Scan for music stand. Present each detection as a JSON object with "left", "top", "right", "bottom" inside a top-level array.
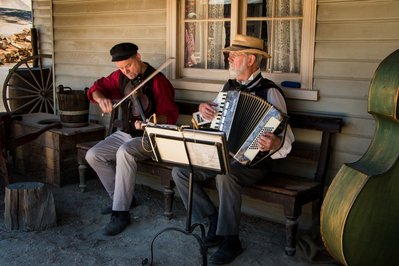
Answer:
[{"left": 142, "top": 125, "right": 230, "bottom": 266}]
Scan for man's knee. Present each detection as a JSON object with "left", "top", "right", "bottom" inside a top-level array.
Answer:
[
  {"left": 85, "top": 147, "right": 97, "bottom": 165},
  {"left": 215, "top": 174, "right": 238, "bottom": 189},
  {"left": 172, "top": 167, "right": 182, "bottom": 181},
  {"left": 172, "top": 167, "right": 189, "bottom": 185},
  {"left": 116, "top": 143, "right": 134, "bottom": 160}
]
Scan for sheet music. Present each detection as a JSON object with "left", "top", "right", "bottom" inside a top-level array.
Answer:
[
  {"left": 189, "top": 142, "right": 222, "bottom": 170},
  {"left": 145, "top": 126, "right": 229, "bottom": 173}
]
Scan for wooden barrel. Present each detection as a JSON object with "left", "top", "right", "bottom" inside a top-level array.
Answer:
[{"left": 57, "top": 86, "right": 89, "bottom": 127}]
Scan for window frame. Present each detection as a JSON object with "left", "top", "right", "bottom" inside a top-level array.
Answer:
[{"left": 166, "top": 0, "right": 318, "bottom": 100}]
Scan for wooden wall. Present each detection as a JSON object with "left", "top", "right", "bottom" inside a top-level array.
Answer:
[
  {"left": 50, "top": 0, "right": 169, "bottom": 122},
  {"left": 304, "top": 0, "right": 399, "bottom": 183},
  {"left": 32, "top": 0, "right": 53, "bottom": 55}
]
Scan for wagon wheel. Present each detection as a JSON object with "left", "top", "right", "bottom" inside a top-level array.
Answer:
[{"left": 2, "top": 54, "right": 54, "bottom": 114}]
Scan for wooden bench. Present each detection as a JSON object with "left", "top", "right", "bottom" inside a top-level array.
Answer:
[{"left": 76, "top": 101, "right": 343, "bottom": 256}]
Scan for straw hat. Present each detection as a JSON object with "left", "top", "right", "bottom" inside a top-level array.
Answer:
[{"left": 222, "top": 34, "right": 271, "bottom": 59}]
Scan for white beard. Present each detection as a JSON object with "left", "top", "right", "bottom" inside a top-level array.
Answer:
[
  {"left": 228, "top": 68, "right": 240, "bottom": 79},
  {"left": 228, "top": 57, "right": 247, "bottom": 80}
]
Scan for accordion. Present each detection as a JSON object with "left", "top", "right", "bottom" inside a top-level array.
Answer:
[{"left": 209, "top": 90, "right": 288, "bottom": 166}]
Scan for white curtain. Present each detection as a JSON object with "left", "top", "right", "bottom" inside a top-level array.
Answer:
[
  {"left": 270, "top": 0, "right": 302, "bottom": 73},
  {"left": 208, "top": 4, "right": 227, "bottom": 69},
  {"left": 184, "top": 0, "right": 228, "bottom": 69}
]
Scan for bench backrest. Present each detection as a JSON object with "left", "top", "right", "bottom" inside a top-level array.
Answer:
[
  {"left": 175, "top": 101, "right": 343, "bottom": 187},
  {"left": 287, "top": 113, "right": 343, "bottom": 186},
  {"left": 105, "top": 100, "right": 343, "bottom": 188}
]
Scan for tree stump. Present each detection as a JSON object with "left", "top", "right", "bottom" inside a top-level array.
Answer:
[{"left": 4, "top": 182, "right": 57, "bottom": 231}]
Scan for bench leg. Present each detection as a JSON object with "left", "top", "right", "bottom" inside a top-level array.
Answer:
[
  {"left": 312, "top": 199, "right": 323, "bottom": 245},
  {"left": 163, "top": 185, "right": 175, "bottom": 219},
  {"left": 78, "top": 163, "right": 88, "bottom": 193},
  {"left": 285, "top": 216, "right": 298, "bottom": 256}
]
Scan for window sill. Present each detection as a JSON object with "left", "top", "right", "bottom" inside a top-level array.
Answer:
[
  {"left": 171, "top": 78, "right": 318, "bottom": 101},
  {"left": 281, "top": 86, "right": 318, "bottom": 101},
  {"left": 171, "top": 78, "right": 225, "bottom": 91}
]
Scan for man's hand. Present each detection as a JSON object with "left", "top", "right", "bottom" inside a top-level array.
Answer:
[
  {"left": 257, "top": 132, "right": 282, "bottom": 152},
  {"left": 97, "top": 98, "right": 114, "bottom": 114},
  {"left": 92, "top": 91, "right": 113, "bottom": 114},
  {"left": 199, "top": 102, "right": 218, "bottom": 121},
  {"left": 134, "top": 120, "right": 145, "bottom": 130}
]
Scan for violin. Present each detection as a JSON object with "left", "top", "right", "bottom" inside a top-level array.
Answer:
[
  {"left": 124, "top": 77, "right": 152, "bottom": 122},
  {"left": 101, "top": 58, "right": 175, "bottom": 117}
]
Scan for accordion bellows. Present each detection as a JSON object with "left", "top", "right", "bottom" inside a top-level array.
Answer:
[{"left": 210, "top": 91, "right": 288, "bottom": 166}]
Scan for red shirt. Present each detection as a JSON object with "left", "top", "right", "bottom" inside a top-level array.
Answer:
[{"left": 87, "top": 69, "right": 179, "bottom": 125}]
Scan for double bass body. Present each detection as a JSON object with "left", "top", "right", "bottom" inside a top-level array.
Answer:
[{"left": 320, "top": 49, "right": 399, "bottom": 265}]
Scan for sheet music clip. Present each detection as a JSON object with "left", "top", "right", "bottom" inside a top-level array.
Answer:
[{"left": 142, "top": 125, "right": 229, "bottom": 265}]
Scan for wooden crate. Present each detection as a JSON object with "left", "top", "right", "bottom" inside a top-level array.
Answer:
[{"left": 11, "top": 113, "right": 105, "bottom": 186}]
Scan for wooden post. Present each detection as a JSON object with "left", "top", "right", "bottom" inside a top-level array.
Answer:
[
  {"left": 31, "top": 27, "right": 38, "bottom": 67},
  {"left": 4, "top": 182, "right": 57, "bottom": 231}
]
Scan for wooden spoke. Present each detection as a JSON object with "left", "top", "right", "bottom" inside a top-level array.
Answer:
[{"left": 2, "top": 54, "right": 53, "bottom": 114}]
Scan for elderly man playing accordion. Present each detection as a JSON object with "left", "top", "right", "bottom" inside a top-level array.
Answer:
[{"left": 172, "top": 34, "right": 295, "bottom": 265}]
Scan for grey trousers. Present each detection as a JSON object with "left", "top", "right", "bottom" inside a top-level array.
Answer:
[
  {"left": 171, "top": 159, "right": 271, "bottom": 236},
  {"left": 85, "top": 130, "right": 153, "bottom": 211}
]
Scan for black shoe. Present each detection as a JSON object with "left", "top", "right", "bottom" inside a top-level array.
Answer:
[
  {"left": 209, "top": 237, "right": 243, "bottom": 265},
  {"left": 100, "top": 196, "right": 138, "bottom": 215},
  {"left": 100, "top": 205, "right": 113, "bottom": 215},
  {"left": 204, "top": 217, "right": 223, "bottom": 247},
  {"left": 204, "top": 234, "right": 224, "bottom": 248},
  {"left": 102, "top": 211, "right": 131, "bottom": 236}
]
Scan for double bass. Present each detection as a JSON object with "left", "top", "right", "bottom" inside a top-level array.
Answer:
[{"left": 320, "top": 49, "right": 399, "bottom": 265}]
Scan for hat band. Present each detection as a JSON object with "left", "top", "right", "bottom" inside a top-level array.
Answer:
[{"left": 230, "top": 44, "right": 263, "bottom": 50}]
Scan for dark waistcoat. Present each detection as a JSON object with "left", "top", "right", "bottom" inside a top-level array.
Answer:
[{"left": 118, "top": 63, "right": 157, "bottom": 136}]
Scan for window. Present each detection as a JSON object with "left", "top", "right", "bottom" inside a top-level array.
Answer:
[{"left": 175, "top": 0, "right": 316, "bottom": 91}]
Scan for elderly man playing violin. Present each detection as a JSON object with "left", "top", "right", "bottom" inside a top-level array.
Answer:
[{"left": 86, "top": 42, "right": 179, "bottom": 236}]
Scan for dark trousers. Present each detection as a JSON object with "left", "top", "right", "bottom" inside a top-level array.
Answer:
[{"left": 171, "top": 159, "right": 271, "bottom": 235}]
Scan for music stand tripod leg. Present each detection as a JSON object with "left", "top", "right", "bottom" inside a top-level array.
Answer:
[{"left": 142, "top": 168, "right": 207, "bottom": 266}]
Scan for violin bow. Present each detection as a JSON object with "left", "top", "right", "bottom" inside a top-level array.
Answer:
[{"left": 112, "top": 57, "right": 175, "bottom": 110}]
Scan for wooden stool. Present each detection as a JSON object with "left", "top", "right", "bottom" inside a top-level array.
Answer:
[{"left": 4, "top": 182, "right": 57, "bottom": 231}]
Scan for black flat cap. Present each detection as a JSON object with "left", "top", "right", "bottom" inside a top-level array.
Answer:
[{"left": 110, "top": 42, "right": 138, "bottom": 62}]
